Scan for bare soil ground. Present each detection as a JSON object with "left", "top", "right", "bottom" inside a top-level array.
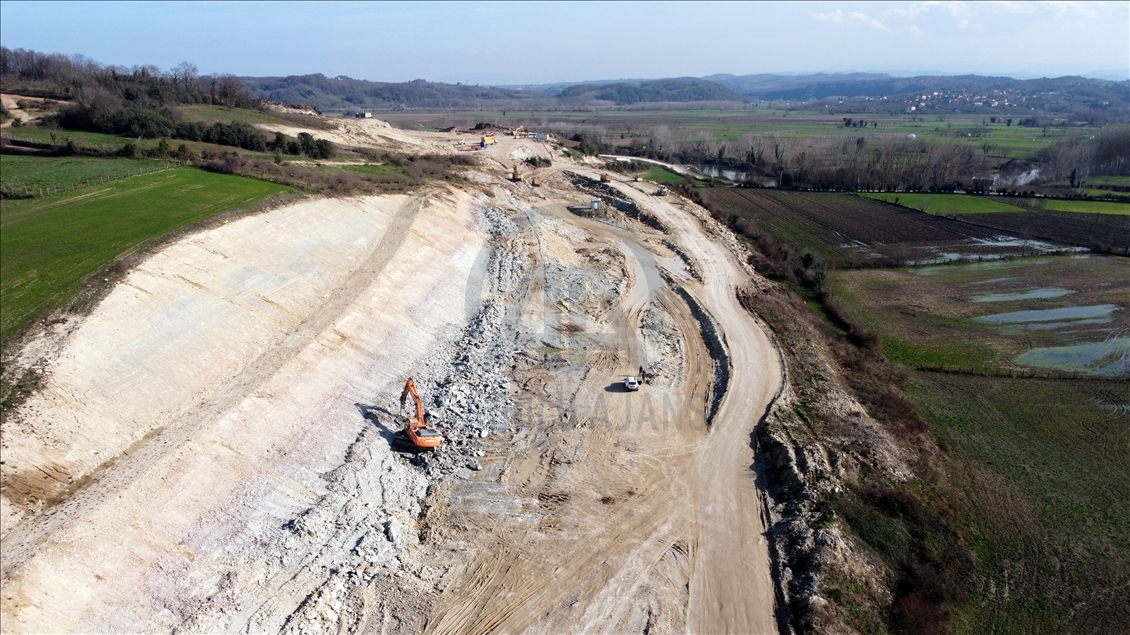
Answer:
[{"left": 0, "top": 131, "right": 783, "bottom": 633}]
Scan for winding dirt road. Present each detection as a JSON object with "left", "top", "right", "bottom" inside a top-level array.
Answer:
[
  {"left": 621, "top": 180, "right": 781, "bottom": 635},
  {"left": 420, "top": 171, "right": 782, "bottom": 634}
]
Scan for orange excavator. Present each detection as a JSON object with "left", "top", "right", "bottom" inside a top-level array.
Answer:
[{"left": 397, "top": 377, "right": 443, "bottom": 450}]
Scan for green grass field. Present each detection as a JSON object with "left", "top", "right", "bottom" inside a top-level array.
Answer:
[
  {"left": 907, "top": 372, "right": 1130, "bottom": 633},
  {"left": 865, "top": 192, "right": 1025, "bottom": 214},
  {"left": 640, "top": 166, "right": 685, "bottom": 185},
  {"left": 1, "top": 168, "right": 289, "bottom": 338},
  {"left": 1086, "top": 176, "right": 1130, "bottom": 187},
  {"left": 0, "top": 155, "right": 172, "bottom": 196},
  {"left": 5, "top": 127, "right": 145, "bottom": 152},
  {"left": 341, "top": 163, "right": 407, "bottom": 176},
  {"left": 1031, "top": 198, "right": 1130, "bottom": 215}
]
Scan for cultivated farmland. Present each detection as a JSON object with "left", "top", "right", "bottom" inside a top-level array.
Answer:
[
  {"left": 696, "top": 188, "right": 1048, "bottom": 265},
  {"left": 958, "top": 209, "right": 1130, "bottom": 253}
]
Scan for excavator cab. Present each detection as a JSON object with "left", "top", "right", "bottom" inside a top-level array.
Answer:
[{"left": 396, "top": 377, "right": 443, "bottom": 450}]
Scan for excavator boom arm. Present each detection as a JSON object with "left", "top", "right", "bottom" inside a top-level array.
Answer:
[{"left": 400, "top": 378, "right": 426, "bottom": 432}]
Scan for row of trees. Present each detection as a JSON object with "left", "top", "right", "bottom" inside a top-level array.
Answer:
[
  {"left": 1034, "top": 124, "right": 1130, "bottom": 184},
  {"left": 1, "top": 47, "right": 257, "bottom": 108},
  {"left": 543, "top": 118, "right": 1128, "bottom": 192}
]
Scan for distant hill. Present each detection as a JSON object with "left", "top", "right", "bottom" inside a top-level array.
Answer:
[
  {"left": 240, "top": 74, "right": 544, "bottom": 111},
  {"left": 558, "top": 78, "right": 745, "bottom": 104},
  {"left": 239, "top": 71, "right": 1128, "bottom": 115},
  {"left": 241, "top": 75, "right": 745, "bottom": 110},
  {"left": 703, "top": 73, "right": 1128, "bottom": 104}
]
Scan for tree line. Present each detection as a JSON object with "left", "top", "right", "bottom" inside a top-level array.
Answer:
[
  {"left": 545, "top": 119, "right": 1128, "bottom": 192},
  {"left": 1, "top": 47, "right": 257, "bottom": 107},
  {"left": 2, "top": 47, "right": 335, "bottom": 159}
]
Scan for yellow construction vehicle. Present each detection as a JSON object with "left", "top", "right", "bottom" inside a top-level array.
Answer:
[
  {"left": 600, "top": 172, "right": 612, "bottom": 183},
  {"left": 481, "top": 135, "right": 497, "bottom": 146},
  {"left": 511, "top": 166, "right": 524, "bottom": 182}
]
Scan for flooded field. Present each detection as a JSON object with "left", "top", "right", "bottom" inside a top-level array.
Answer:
[
  {"left": 1015, "top": 336, "right": 1129, "bottom": 377},
  {"left": 831, "top": 254, "right": 1130, "bottom": 377},
  {"left": 970, "top": 287, "right": 1074, "bottom": 303}
]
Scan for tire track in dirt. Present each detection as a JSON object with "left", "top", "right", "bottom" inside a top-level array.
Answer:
[{"left": 0, "top": 194, "right": 427, "bottom": 580}]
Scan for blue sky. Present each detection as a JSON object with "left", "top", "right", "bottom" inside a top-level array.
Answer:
[{"left": 1, "top": 1, "right": 1127, "bottom": 83}]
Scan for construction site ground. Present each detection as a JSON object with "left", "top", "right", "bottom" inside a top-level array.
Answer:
[{"left": 0, "top": 131, "right": 783, "bottom": 633}]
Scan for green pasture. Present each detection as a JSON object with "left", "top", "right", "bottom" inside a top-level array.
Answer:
[
  {"left": 640, "top": 166, "right": 685, "bottom": 185},
  {"left": 1085, "top": 175, "right": 1130, "bottom": 188},
  {"left": 5, "top": 126, "right": 252, "bottom": 158},
  {"left": 865, "top": 192, "right": 1025, "bottom": 214},
  {"left": 0, "top": 155, "right": 171, "bottom": 196},
  {"left": 1031, "top": 198, "right": 1130, "bottom": 215},
  {"left": 825, "top": 253, "right": 1130, "bottom": 629},
  {"left": 5, "top": 127, "right": 141, "bottom": 151},
  {"left": 1, "top": 168, "right": 289, "bottom": 338},
  {"left": 908, "top": 372, "right": 1130, "bottom": 633}
]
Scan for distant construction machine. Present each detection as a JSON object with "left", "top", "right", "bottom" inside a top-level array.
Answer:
[{"left": 396, "top": 377, "right": 443, "bottom": 450}]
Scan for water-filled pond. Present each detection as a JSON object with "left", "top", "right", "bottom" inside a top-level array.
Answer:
[
  {"left": 973, "top": 304, "right": 1120, "bottom": 325},
  {"left": 1015, "top": 337, "right": 1130, "bottom": 377}
]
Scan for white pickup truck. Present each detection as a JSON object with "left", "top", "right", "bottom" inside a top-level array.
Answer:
[{"left": 623, "top": 376, "right": 640, "bottom": 391}]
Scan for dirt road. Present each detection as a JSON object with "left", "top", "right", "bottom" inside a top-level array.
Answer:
[{"left": 615, "top": 178, "right": 782, "bottom": 634}]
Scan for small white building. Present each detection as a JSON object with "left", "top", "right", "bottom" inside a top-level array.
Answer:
[
  {"left": 357, "top": 111, "right": 373, "bottom": 119},
  {"left": 591, "top": 199, "right": 602, "bottom": 210}
]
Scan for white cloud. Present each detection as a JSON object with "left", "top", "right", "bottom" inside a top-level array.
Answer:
[
  {"left": 943, "top": 1, "right": 970, "bottom": 17},
  {"left": 904, "top": 24, "right": 925, "bottom": 36},
  {"left": 815, "top": 9, "right": 890, "bottom": 31},
  {"left": 1046, "top": 1, "right": 1101, "bottom": 17},
  {"left": 991, "top": 1, "right": 1038, "bottom": 14}
]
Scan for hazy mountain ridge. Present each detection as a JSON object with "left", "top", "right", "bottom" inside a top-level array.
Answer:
[{"left": 239, "top": 71, "right": 1128, "bottom": 113}]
